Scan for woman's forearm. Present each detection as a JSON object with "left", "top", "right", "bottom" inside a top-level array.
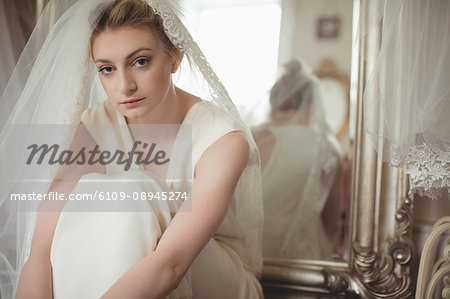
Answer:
[
  {"left": 15, "top": 255, "right": 53, "bottom": 299},
  {"left": 101, "top": 252, "right": 181, "bottom": 299}
]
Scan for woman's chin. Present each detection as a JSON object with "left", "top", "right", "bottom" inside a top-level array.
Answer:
[
  {"left": 123, "top": 112, "right": 139, "bottom": 122},
  {"left": 122, "top": 109, "right": 148, "bottom": 123}
]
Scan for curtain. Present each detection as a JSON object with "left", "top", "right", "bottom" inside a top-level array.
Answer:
[{"left": 0, "top": 0, "right": 36, "bottom": 94}]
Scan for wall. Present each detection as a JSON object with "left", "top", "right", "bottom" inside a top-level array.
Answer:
[{"left": 278, "top": 0, "right": 353, "bottom": 75}]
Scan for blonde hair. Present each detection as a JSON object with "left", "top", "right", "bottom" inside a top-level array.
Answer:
[{"left": 91, "top": 0, "right": 178, "bottom": 59}]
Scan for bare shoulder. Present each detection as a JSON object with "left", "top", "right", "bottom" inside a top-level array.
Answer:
[
  {"left": 195, "top": 131, "right": 249, "bottom": 178},
  {"left": 215, "top": 131, "right": 249, "bottom": 150},
  {"left": 208, "top": 131, "right": 249, "bottom": 160}
]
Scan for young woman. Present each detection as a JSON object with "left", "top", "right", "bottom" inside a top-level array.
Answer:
[{"left": 0, "top": 0, "right": 263, "bottom": 298}]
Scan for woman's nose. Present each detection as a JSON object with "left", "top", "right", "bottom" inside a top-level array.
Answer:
[{"left": 118, "top": 70, "right": 137, "bottom": 96}]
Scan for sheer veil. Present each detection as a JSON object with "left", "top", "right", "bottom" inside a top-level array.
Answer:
[
  {"left": 362, "top": 0, "right": 450, "bottom": 199},
  {"left": 0, "top": 0, "right": 263, "bottom": 297}
]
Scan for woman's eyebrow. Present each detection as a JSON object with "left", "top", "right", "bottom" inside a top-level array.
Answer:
[
  {"left": 126, "top": 47, "right": 152, "bottom": 60},
  {"left": 94, "top": 47, "right": 153, "bottom": 64}
]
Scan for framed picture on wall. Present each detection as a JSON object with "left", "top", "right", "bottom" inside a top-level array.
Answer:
[{"left": 317, "top": 16, "right": 340, "bottom": 39}]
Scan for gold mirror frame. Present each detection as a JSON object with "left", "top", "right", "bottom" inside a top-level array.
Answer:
[{"left": 261, "top": 1, "right": 415, "bottom": 297}]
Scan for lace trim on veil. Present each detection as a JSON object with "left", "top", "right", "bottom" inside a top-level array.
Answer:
[{"left": 391, "top": 143, "right": 450, "bottom": 200}]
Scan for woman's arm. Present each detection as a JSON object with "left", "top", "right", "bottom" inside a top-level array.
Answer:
[{"left": 101, "top": 131, "right": 250, "bottom": 299}]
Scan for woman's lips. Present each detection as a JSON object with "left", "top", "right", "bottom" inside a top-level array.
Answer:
[{"left": 121, "top": 98, "right": 144, "bottom": 107}]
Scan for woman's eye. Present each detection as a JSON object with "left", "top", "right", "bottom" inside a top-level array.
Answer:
[
  {"left": 134, "top": 58, "right": 149, "bottom": 67},
  {"left": 99, "top": 66, "right": 113, "bottom": 75}
]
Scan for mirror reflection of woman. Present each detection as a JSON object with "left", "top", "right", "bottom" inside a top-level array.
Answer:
[
  {"left": 253, "top": 60, "right": 344, "bottom": 259},
  {"left": 0, "top": 0, "right": 264, "bottom": 298}
]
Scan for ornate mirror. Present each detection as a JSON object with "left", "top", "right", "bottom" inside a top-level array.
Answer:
[{"left": 260, "top": 0, "right": 415, "bottom": 297}]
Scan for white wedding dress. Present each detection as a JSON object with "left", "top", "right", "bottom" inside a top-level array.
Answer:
[{"left": 50, "top": 100, "right": 262, "bottom": 298}]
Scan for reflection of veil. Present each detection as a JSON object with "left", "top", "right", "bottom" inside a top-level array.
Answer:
[
  {"left": 253, "top": 60, "right": 342, "bottom": 259},
  {"left": 0, "top": 0, "right": 263, "bottom": 297}
]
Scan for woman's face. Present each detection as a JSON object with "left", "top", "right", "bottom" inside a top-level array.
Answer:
[{"left": 92, "top": 26, "right": 177, "bottom": 123}]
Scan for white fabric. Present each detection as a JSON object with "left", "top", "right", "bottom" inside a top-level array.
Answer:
[
  {"left": 0, "top": 0, "right": 264, "bottom": 298},
  {"left": 51, "top": 173, "right": 177, "bottom": 298},
  {"left": 50, "top": 100, "right": 262, "bottom": 298},
  {"left": 261, "top": 124, "right": 332, "bottom": 259},
  {"left": 362, "top": 0, "right": 450, "bottom": 199}
]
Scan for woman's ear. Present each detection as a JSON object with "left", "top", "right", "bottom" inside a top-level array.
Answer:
[{"left": 171, "top": 48, "right": 184, "bottom": 73}]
